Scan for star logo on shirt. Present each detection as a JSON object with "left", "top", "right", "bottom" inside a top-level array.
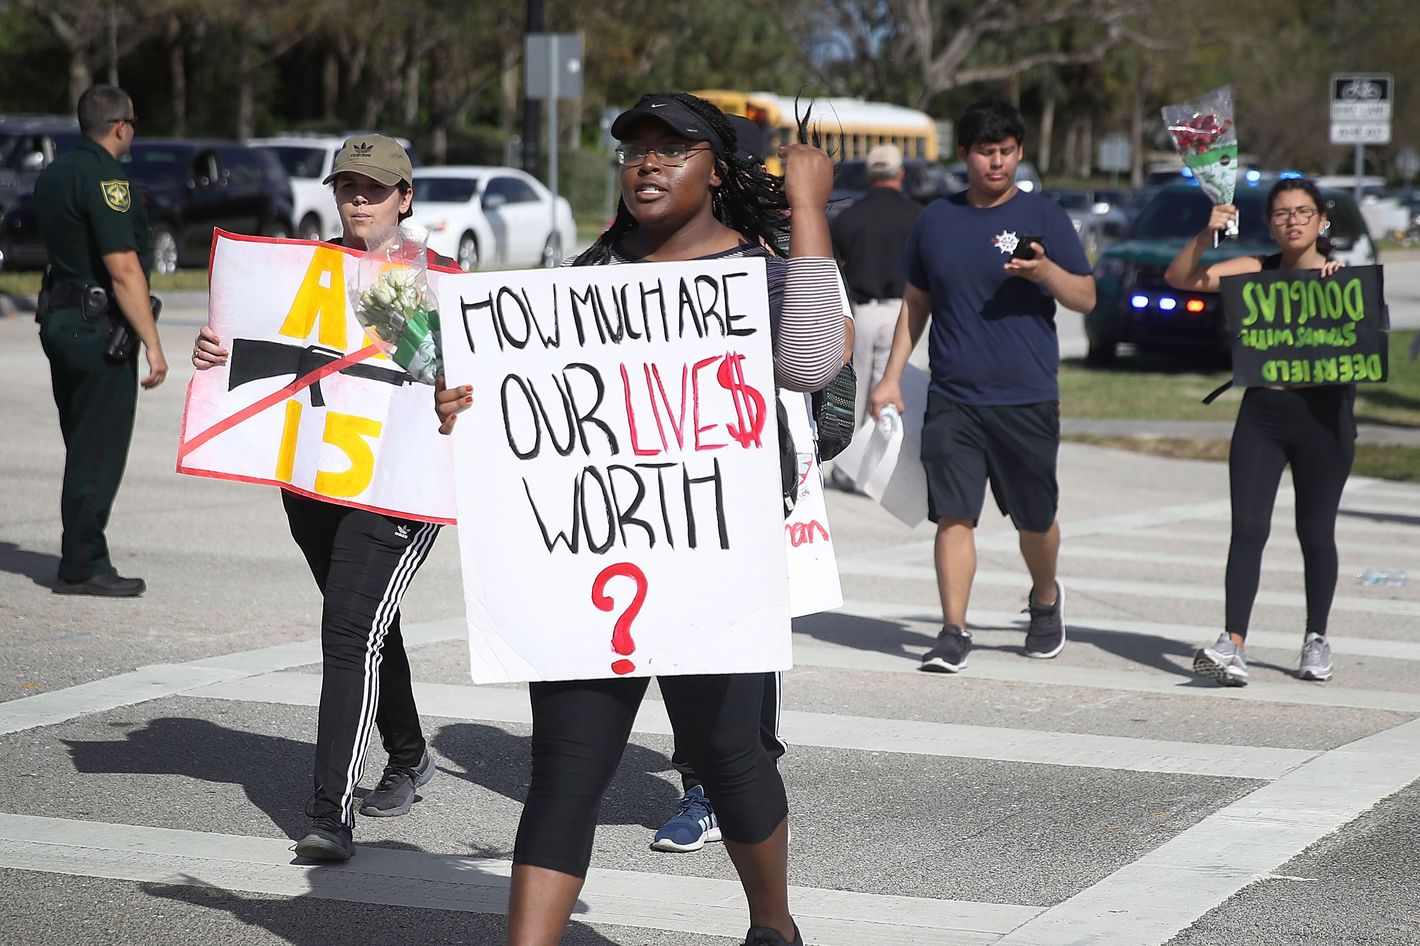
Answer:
[{"left": 991, "top": 230, "right": 1020, "bottom": 255}]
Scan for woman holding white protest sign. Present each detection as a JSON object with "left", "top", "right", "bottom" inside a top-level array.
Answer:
[
  {"left": 193, "top": 135, "right": 457, "bottom": 861},
  {"left": 437, "top": 91, "right": 843, "bottom": 946},
  {"left": 1165, "top": 177, "right": 1353, "bottom": 687}
]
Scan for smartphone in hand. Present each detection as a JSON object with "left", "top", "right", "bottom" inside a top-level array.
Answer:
[{"left": 1012, "top": 235, "right": 1043, "bottom": 260}]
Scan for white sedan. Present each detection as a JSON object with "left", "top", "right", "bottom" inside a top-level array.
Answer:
[{"left": 408, "top": 166, "right": 575, "bottom": 271}]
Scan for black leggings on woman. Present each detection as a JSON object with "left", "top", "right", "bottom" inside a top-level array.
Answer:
[
  {"left": 1225, "top": 386, "right": 1355, "bottom": 638},
  {"left": 514, "top": 673, "right": 788, "bottom": 878}
]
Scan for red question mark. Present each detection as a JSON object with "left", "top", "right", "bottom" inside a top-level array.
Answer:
[{"left": 591, "top": 562, "right": 648, "bottom": 675}]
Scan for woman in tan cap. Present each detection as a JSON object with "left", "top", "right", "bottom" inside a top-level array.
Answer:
[
  {"left": 439, "top": 90, "right": 844, "bottom": 946},
  {"left": 192, "top": 134, "right": 456, "bottom": 862}
]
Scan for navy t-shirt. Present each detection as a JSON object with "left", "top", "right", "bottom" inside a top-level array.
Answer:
[{"left": 899, "top": 190, "right": 1090, "bottom": 405}]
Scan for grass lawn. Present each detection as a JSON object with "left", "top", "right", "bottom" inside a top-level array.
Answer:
[
  {"left": 0, "top": 270, "right": 209, "bottom": 295},
  {"left": 1061, "top": 330, "right": 1420, "bottom": 429},
  {"left": 1067, "top": 435, "right": 1420, "bottom": 483},
  {"left": 1063, "top": 330, "right": 1420, "bottom": 481}
]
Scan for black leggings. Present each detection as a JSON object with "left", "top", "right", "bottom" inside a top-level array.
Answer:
[
  {"left": 282, "top": 492, "right": 441, "bottom": 827},
  {"left": 672, "top": 670, "right": 786, "bottom": 792},
  {"left": 514, "top": 673, "right": 789, "bottom": 878},
  {"left": 1225, "top": 387, "right": 1355, "bottom": 638}
]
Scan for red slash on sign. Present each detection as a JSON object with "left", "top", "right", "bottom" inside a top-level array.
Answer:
[{"left": 178, "top": 342, "right": 383, "bottom": 462}]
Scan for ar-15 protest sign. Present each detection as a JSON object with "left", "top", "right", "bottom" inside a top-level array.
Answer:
[
  {"left": 1221, "top": 265, "right": 1388, "bottom": 387},
  {"left": 440, "top": 258, "right": 793, "bottom": 684},
  {"left": 178, "top": 231, "right": 457, "bottom": 523}
]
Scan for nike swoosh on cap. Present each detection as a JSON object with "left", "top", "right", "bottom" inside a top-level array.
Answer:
[{"left": 650, "top": 103, "right": 666, "bottom": 108}]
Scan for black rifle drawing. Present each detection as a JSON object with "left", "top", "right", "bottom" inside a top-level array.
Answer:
[{"left": 227, "top": 338, "right": 411, "bottom": 407}]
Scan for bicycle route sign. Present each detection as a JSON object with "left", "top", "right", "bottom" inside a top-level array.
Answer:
[{"left": 1330, "top": 74, "right": 1393, "bottom": 145}]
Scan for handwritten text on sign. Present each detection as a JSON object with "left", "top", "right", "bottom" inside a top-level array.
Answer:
[
  {"left": 439, "top": 259, "right": 791, "bottom": 684},
  {"left": 177, "top": 231, "right": 456, "bottom": 523},
  {"left": 1221, "top": 265, "right": 1388, "bottom": 387}
]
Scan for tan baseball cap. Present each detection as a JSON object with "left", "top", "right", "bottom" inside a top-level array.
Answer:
[
  {"left": 867, "top": 143, "right": 904, "bottom": 174},
  {"left": 322, "top": 134, "right": 413, "bottom": 186}
]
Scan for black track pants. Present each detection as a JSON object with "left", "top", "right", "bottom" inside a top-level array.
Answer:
[{"left": 282, "top": 492, "right": 440, "bottom": 827}]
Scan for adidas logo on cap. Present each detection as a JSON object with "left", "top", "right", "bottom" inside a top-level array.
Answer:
[{"left": 352, "top": 141, "right": 374, "bottom": 156}]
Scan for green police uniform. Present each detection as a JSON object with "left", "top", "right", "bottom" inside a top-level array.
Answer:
[{"left": 35, "top": 137, "right": 153, "bottom": 585}]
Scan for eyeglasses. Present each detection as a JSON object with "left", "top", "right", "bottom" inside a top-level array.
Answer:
[
  {"left": 1270, "top": 207, "right": 1319, "bottom": 224},
  {"left": 111, "top": 117, "right": 138, "bottom": 129},
  {"left": 614, "top": 144, "right": 710, "bottom": 167}
]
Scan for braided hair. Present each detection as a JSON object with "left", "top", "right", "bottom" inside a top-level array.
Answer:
[{"left": 576, "top": 91, "right": 791, "bottom": 265}]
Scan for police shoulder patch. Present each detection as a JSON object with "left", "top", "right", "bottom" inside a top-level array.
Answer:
[{"left": 100, "top": 179, "right": 131, "bottom": 212}]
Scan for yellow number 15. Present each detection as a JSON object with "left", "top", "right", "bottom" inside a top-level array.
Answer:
[{"left": 275, "top": 400, "right": 383, "bottom": 498}]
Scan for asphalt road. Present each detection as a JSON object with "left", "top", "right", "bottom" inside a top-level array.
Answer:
[{"left": 3, "top": 303, "right": 1420, "bottom": 945}]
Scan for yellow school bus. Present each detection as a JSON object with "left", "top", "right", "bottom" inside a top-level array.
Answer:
[{"left": 695, "top": 89, "right": 939, "bottom": 173}]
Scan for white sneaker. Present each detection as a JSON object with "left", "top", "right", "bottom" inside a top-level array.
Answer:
[
  {"left": 1298, "top": 633, "right": 1334, "bottom": 682},
  {"left": 1193, "top": 633, "right": 1248, "bottom": 687}
]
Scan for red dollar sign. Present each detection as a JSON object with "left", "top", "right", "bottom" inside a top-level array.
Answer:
[
  {"left": 591, "top": 562, "right": 648, "bottom": 675},
  {"left": 717, "top": 351, "right": 767, "bottom": 449}
]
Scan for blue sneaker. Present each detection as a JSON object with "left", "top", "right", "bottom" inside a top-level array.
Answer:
[{"left": 650, "top": 785, "right": 721, "bottom": 852}]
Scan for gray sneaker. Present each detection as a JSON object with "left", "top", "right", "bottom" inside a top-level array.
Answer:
[
  {"left": 1193, "top": 633, "right": 1248, "bottom": 686},
  {"left": 1299, "top": 633, "right": 1334, "bottom": 682},
  {"left": 360, "top": 751, "right": 435, "bottom": 817}
]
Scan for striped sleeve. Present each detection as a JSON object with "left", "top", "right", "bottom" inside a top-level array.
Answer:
[{"left": 771, "top": 256, "right": 848, "bottom": 392}]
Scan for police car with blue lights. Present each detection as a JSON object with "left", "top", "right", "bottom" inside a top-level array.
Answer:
[{"left": 1083, "top": 169, "right": 1378, "bottom": 365}]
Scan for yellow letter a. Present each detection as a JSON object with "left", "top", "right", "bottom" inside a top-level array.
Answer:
[{"left": 279, "top": 246, "right": 347, "bottom": 349}]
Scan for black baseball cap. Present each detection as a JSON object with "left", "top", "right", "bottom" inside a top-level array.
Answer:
[
  {"left": 610, "top": 93, "right": 726, "bottom": 154},
  {"left": 727, "top": 115, "right": 767, "bottom": 164}
]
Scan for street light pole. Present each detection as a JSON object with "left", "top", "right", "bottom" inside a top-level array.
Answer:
[{"left": 522, "top": 0, "right": 544, "bottom": 179}]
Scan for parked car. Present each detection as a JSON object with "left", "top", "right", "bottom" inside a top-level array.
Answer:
[
  {"left": 1, "top": 139, "right": 294, "bottom": 273},
  {"left": 828, "top": 157, "right": 962, "bottom": 217},
  {"left": 248, "top": 133, "right": 419, "bottom": 242},
  {"left": 407, "top": 166, "right": 575, "bottom": 271},
  {"left": 0, "top": 114, "right": 79, "bottom": 211},
  {"left": 1041, "top": 187, "right": 1131, "bottom": 257},
  {"left": 1084, "top": 180, "right": 1377, "bottom": 365}
]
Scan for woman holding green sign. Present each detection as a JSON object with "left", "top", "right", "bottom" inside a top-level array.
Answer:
[{"left": 1165, "top": 177, "right": 1351, "bottom": 687}]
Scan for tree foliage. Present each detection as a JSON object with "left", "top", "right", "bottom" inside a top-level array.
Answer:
[{"left": 0, "top": 0, "right": 1416, "bottom": 180}]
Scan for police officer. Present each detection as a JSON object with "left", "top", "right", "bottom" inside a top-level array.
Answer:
[{"left": 35, "top": 84, "right": 167, "bottom": 597}]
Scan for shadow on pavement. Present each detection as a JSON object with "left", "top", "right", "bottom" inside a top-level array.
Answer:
[
  {"left": 64, "top": 717, "right": 310, "bottom": 837},
  {"left": 0, "top": 541, "right": 59, "bottom": 588},
  {"left": 138, "top": 870, "right": 618, "bottom": 945},
  {"left": 791, "top": 611, "right": 937, "bottom": 661},
  {"left": 1339, "top": 508, "right": 1420, "bottom": 528},
  {"left": 431, "top": 722, "right": 680, "bottom": 831}
]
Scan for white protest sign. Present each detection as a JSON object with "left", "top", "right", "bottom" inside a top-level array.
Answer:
[
  {"left": 439, "top": 258, "right": 792, "bottom": 684},
  {"left": 178, "top": 231, "right": 456, "bottom": 523},
  {"left": 834, "top": 362, "right": 930, "bottom": 527},
  {"left": 780, "top": 391, "right": 842, "bottom": 616}
]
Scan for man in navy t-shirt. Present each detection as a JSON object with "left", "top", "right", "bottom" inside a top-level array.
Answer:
[{"left": 869, "top": 98, "right": 1095, "bottom": 674}]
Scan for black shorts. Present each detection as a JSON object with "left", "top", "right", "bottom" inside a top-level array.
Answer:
[{"left": 920, "top": 393, "right": 1059, "bottom": 532}]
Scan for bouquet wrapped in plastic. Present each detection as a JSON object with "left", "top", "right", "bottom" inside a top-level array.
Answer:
[
  {"left": 1162, "top": 85, "right": 1239, "bottom": 242},
  {"left": 351, "top": 225, "right": 442, "bottom": 385}
]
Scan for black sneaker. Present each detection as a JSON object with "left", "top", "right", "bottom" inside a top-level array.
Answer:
[
  {"left": 53, "top": 573, "right": 145, "bottom": 597},
  {"left": 360, "top": 750, "right": 435, "bottom": 817},
  {"left": 920, "top": 624, "right": 971, "bottom": 673},
  {"left": 744, "top": 923, "right": 803, "bottom": 946},
  {"left": 294, "top": 818, "right": 353, "bottom": 862},
  {"left": 1024, "top": 582, "right": 1065, "bottom": 658}
]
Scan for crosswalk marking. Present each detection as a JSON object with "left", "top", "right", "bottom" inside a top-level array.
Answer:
[
  {"left": 0, "top": 813, "right": 1039, "bottom": 946},
  {"left": 188, "top": 670, "right": 1318, "bottom": 780},
  {"left": 992, "top": 716, "right": 1420, "bottom": 946}
]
